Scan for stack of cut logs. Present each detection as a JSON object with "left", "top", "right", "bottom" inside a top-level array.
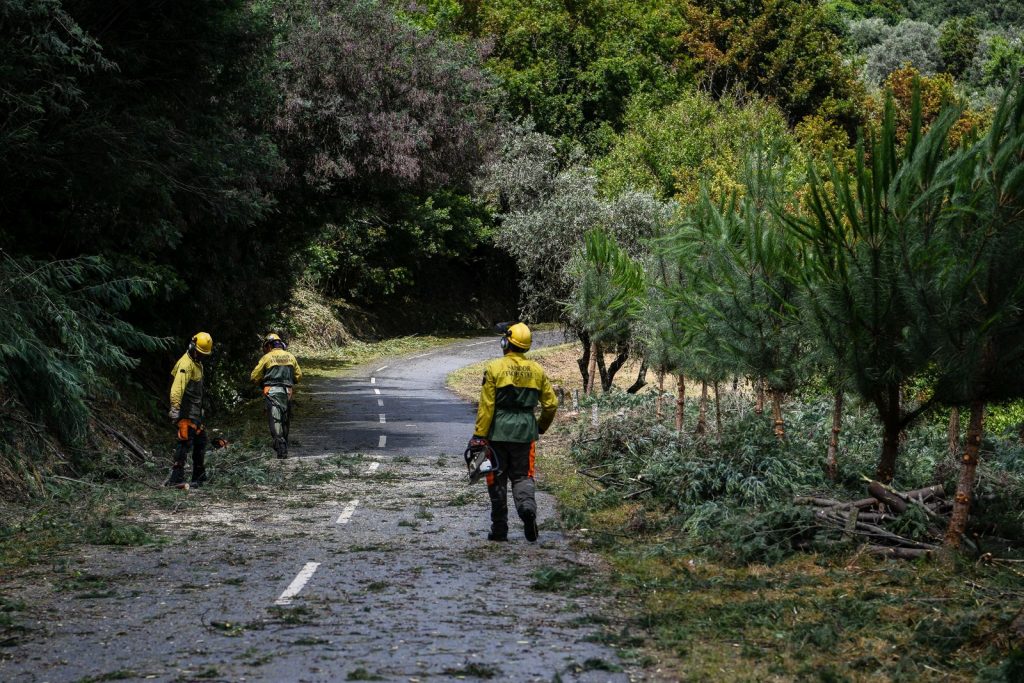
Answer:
[{"left": 795, "top": 483, "right": 950, "bottom": 559}]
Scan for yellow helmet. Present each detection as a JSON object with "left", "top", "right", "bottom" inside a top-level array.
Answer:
[
  {"left": 191, "top": 332, "right": 213, "bottom": 356},
  {"left": 263, "top": 332, "right": 285, "bottom": 351},
  {"left": 504, "top": 322, "right": 532, "bottom": 351}
]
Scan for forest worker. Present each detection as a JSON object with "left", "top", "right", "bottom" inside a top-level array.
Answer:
[
  {"left": 250, "top": 333, "right": 302, "bottom": 459},
  {"left": 469, "top": 322, "right": 558, "bottom": 542},
  {"left": 166, "top": 332, "right": 212, "bottom": 487}
]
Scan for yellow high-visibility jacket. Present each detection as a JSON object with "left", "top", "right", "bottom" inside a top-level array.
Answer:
[
  {"left": 474, "top": 351, "right": 557, "bottom": 443},
  {"left": 250, "top": 349, "right": 303, "bottom": 387},
  {"left": 170, "top": 352, "right": 204, "bottom": 421}
]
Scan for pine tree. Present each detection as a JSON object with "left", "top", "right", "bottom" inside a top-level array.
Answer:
[
  {"left": 907, "top": 85, "right": 1024, "bottom": 547},
  {"left": 663, "top": 146, "right": 808, "bottom": 438},
  {"left": 786, "top": 88, "right": 963, "bottom": 483}
]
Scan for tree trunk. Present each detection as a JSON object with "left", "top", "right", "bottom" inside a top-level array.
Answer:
[
  {"left": 576, "top": 331, "right": 591, "bottom": 390},
  {"left": 626, "top": 357, "right": 648, "bottom": 394},
  {"left": 945, "top": 400, "right": 986, "bottom": 549},
  {"left": 586, "top": 341, "right": 599, "bottom": 395},
  {"left": 655, "top": 369, "right": 665, "bottom": 419},
  {"left": 948, "top": 406, "right": 961, "bottom": 462},
  {"left": 695, "top": 380, "right": 708, "bottom": 435},
  {"left": 713, "top": 381, "right": 722, "bottom": 434},
  {"left": 599, "top": 344, "right": 629, "bottom": 391},
  {"left": 675, "top": 374, "right": 685, "bottom": 433},
  {"left": 771, "top": 390, "right": 785, "bottom": 439},
  {"left": 875, "top": 383, "right": 902, "bottom": 484},
  {"left": 755, "top": 378, "right": 765, "bottom": 415},
  {"left": 826, "top": 389, "right": 844, "bottom": 481}
]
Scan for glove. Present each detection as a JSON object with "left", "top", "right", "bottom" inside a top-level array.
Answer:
[
  {"left": 168, "top": 407, "right": 180, "bottom": 422},
  {"left": 468, "top": 437, "right": 488, "bottom": 450}
]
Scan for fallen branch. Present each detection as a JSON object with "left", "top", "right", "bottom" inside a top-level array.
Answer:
[
  {"left": 868, "top": 546, "right": 933, "bottom": 560},
  {"left": 99, "top": 424, "right": 150, "bottom": 462}
]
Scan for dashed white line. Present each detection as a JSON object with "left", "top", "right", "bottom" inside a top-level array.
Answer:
[
  {"left": 377, "top": 399, "right": 384, "bottom": 407},
  {"left": 466, "top": 340, "right": 493, "bottom": 347},
  {"left": 275, "top": 562, "right": 320, "bottom": 606},
  {"left": 373, "top": 388, "right": 380, "bottom": 395},
  {"left": 370, "top": 377, "right": 376, "bottom": 384},
  {"left": 368, "top": 462, "right": 380, "bottom": 472},
  {"left": 379, "top": 414, "right": 386, "bottom": 424},
  {"left": 375, "top": 365, "right": 388, "bottom": 372},
  {"left": 336, "top": 499, "right": 359, "bottom": 524},
  {"left": 409, "top": 353, "right": 430, "bottom": 359},
  {"left": 378, "top": 435, "right": 386, "bottom": 448}
]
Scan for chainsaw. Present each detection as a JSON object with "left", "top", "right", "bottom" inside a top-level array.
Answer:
[{"left": 464, "top": 440, "right": 502, "bottom": 485}]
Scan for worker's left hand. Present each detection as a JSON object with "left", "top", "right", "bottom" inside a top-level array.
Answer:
[
  {"left": 468, "top": 436, "right": 488, "bottom": 450},
  {"left": 168, "top": 407, "right": 180, "bottom": 422}
]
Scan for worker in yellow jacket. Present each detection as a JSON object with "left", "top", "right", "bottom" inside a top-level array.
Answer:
[
  {"left": 250, "top": 333, "right": 302, "bottom": 458},
  {"left": 166, "top": 332, "right": 212, "bottom": 487},
  {"left": 470, "top": 323, "right": 557, "bottom": 542}
]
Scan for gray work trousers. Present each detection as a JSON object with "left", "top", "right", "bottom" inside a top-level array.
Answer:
[{"left": 486, "top": 440, "right": 536, "bottom": 536}]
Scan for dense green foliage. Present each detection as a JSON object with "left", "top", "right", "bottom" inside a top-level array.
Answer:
[
  {"left": 0, "top": 1, "right": 502, "bottom": 465},
  {"left": 420, "top": 0, "right": 864, "bottom": 149}
]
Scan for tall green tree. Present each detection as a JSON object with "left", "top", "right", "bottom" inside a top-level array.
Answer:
[
  {"left": 906, "top": 86, "right": 1024, "bottom": 547},
  {"left": 786, "top": 91, "right": 964, "bottom": 483},
  {"left": 663, "top": 147, "right": 808, "bottom": 437},
  {"left": 565, "top": 229, "right": 646, "bottom": 392}
]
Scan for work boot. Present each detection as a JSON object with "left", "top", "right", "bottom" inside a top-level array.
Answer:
[
  {"left": 190, "top": 471, "right": 207, "bottom": 488},
  {"left": 522, "top": 510, "right": 538, "bottom": 542},
  {"left": 273, "top": 438, "right": 287, "bottom": 459},
  {"left": 164, "top": 466, "right": 185, "bottom": 487},
  {"left": 488, "top": 522, "right": 508, "bottom": 542}
]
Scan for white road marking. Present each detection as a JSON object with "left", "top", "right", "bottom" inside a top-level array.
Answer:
[
  {"left": 373, "top": 388, "right": 380, "bottom": 395},
  {"left": 368, "top": 462, "right": 380, "bottom": 472},
  {"left": 275, "top": 562, "right": 320, "bottom": 606},
  {"left": 336, "top": 499, "right": 359, "bottom": 524},
  {"left": 377, "top": 399, "right": 384, "bottom": 407},
  {"left": 370, "top": 377, "right": 376, "bottom": 384},
  {"left": 466, "top": 340, "right": 493, "bottom": 347},
  {"left": 375, "top": 365, "right": 388, "bottom": 372},
  {"left": 379, "top": 414, "right": 386, "bottom": 424},
  {"left": 378, "top": 435, "right": 386, "bottom": 448}
]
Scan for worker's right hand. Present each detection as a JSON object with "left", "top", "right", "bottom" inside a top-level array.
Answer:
[
  {"left": 468, "top": 437, "right": 488, "bottom": 450},
  {"left": 168, "top": 407, "right": 180, "bottom": 422}
]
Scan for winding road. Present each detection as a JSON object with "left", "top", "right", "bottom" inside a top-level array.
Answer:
[{"left": 1, "top": 334, "right": 634, "bottom": 682}]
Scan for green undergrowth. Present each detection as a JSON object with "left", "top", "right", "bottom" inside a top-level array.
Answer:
[{"left": 538, "top": 389, "right": 1024, "bottom": 680}]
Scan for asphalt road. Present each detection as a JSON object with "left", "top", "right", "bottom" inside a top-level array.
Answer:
[{"left": 1, "top": 333, "right": 634, "bottom": 682}]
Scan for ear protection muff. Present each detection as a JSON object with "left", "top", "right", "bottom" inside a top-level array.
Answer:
[{"left": 500, "top": 330, "right": 511, "bottom": 351}]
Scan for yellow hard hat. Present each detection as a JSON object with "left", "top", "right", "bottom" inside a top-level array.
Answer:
[
  {"left": 263, "top": 333, "right": 282, "bottom": 346},
  {"left": 505, "top": 323, "right": 532, "bottom": 351},
  {"left": 191, "top": 332, "right": 213, "bottom": 356}
]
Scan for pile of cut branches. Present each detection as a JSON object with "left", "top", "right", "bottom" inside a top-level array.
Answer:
[{"left": 796, "top": 482, "right": 952, "bottom": 559}]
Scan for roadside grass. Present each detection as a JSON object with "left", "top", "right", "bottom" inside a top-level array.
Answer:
[
  {"left": 296, "top": 333, "right": 481, "bottom": 379},
  {"left": 448, "top": 343, "right": 1024, "bottom": 681},
  {"left": 446, "top": 341, "right": 707, "bottom": 404}
]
